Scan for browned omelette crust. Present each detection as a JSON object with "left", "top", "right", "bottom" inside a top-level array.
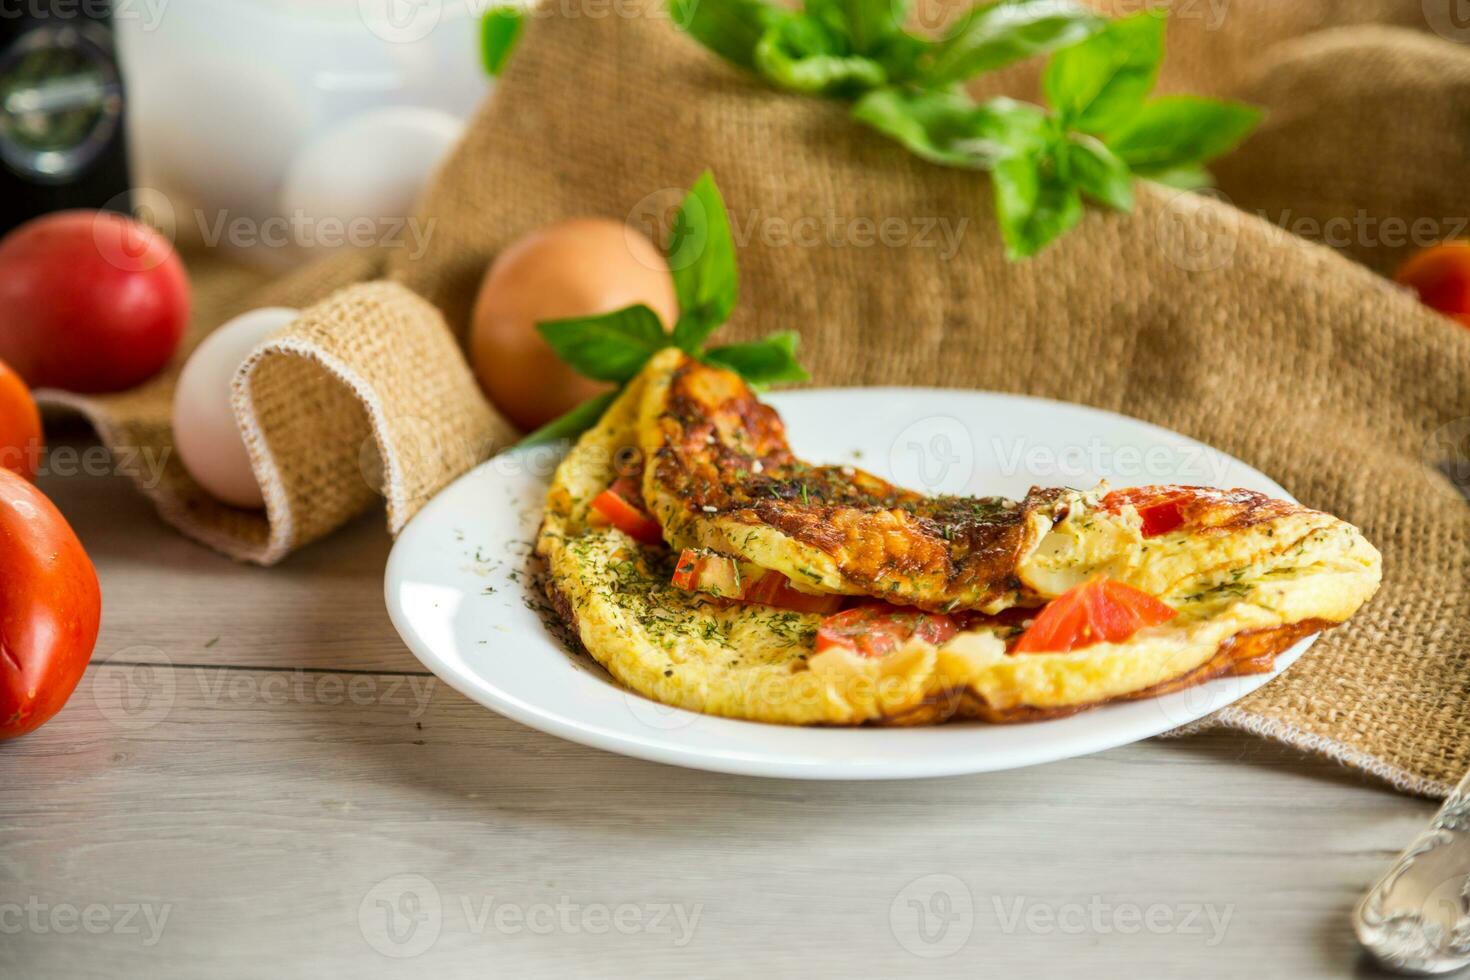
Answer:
[
  {"left": 1159, "top": 485, "right": 1305, "bottom": 534},
  {"left": 646, "top": 353, "right": 1066, "bottom": 612},
  {"left": 876, "top": 618, "right": 1334, "bottom": 727}
]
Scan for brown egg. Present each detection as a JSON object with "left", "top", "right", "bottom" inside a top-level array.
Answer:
[{"left": 470, "top": 218, "right": 679, "bottom": 432}]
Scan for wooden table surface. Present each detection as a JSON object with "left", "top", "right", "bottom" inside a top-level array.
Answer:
[{"left": 0, "top": 448, "right": 1438, "bottom": 980}]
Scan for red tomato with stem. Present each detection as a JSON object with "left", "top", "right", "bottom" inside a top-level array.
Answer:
[
  {"left": 1395, "top": 241, "right": 1470, "bottom": 327},
  {"left": 1013, "top": 577, "right": 1176, "bottom": 655},
  {"left": 815, "top": 605, "right": 959, "bottom": 658},
  {"left": 0, "top": 358, "right": 42, "bottom": 478},
  {"left": 0, "top": 468, "right": 102, "bottom": 738},
  {"left": 0, "top": 211, "right": 190, "bottom": 393}
]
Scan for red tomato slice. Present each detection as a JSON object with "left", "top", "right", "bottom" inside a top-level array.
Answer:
[
  {"left": 1013, "top": 577, "right": 1176, "bottom": 655},
  {"left": 1101, "top": 486, "right": 1194, "bottom": 537},
  {"left": 589, "top": 479, "right": 663, "bottom": 546},
  {"left": 815, "top": 605, "right": 960, "bottom": 658},
  {"left": 741, "top": 572, "right": 843, "bottom": 615},
  {"left": 670, "top": 549, "right": 841, "bottom": 614},
  {"left": 671, "top": 549, "right": 742, "bottom": 596}
]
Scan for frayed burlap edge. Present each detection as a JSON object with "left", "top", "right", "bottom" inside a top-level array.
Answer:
[
  {"left": 38, "top": 278, "right": 510, "bottom": 566},
  {"left": 231, "top": 280, "right": 511, "bottom": 564},
  {"left": 1167, "top": 711, "right": 1455, "bottom": 799}
]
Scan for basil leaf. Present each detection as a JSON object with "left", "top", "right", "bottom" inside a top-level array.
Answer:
[
  {"left": 868, "top": 31, "right": 932, "bottom": 84},
  {"left": 668, "top": 172, "right": 739, "bottom": 352},
  {"left": 670, "top": 0, "right": 781, "bottom": 70},
  {"left": 754, "top": 16, "right": 888, "bottom": 95},
  {"left": 514, "top": 391, "right": 620, "bottom": 448},
  {"left": 705, "top": 332, "right": 810, "bottom": 386},
  {"left": 921, "top": 0, "right": 1103, "bottom": 87},
  {"left": 992, "top": 149, "right": 1082, "bottom": 259},
  {"left": 480, "top": 7, "right": 525, "bottom": 77},
  {"left": 807, "top": 0, "right": 905, "bottom": 54},
  {"left": 1108, "top": 95, "right": 1262, "bottom": 175},
  {"left": 537, "top": 305, "right": 667, "bottom": 382},
  {"left": 853, "top": 89, "right": 988, "bottom": 168},
  {"left": 853, "top": 89, "right": 1048, "bottom": 169},
  {"left": 1064, "top": 134, "right": 1133, "bottom": 211},
  {"left": 1043, "top": 10, "right": 1163, "bottom": 135}
]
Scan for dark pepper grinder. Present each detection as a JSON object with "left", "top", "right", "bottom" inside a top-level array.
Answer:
[{"left": 0, "top": 0, "right": 131, "bottom": 235}]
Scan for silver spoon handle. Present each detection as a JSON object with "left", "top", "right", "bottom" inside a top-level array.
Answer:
[{"left": 1355, "top": 768, "right": 1470, "bottom": 975}]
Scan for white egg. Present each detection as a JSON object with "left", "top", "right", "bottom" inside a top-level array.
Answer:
[
  {"left": 277, "top": 106, "right": 464, "bottom": 247},
  {"left": 173, "top": 307, "right": 300, "bottom": 509}
]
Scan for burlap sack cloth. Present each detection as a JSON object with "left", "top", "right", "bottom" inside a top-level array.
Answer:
[{"left": 43, "top": 0, "right": 1470, "bottom": 795}]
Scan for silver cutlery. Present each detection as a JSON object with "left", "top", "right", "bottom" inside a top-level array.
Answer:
[{"left": 1355, "top": 768, "right": 1470, "bottom": 974}]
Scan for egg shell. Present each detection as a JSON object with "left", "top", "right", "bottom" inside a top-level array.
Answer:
[
  {"left": 278, "top": 106, "right": 464, "bottom": 238},
  {"left": 173, "top": 307, "right": 300, "bottom": 509},
  {"left": 470, "top": 218, "right": 679, "bottom": 431}
]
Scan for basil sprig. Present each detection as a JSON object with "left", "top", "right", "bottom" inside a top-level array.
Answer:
[
  {"left": 480, "top": 7, "right": 525, "bottom": 76},
  {"left": 674, "top": 1, "right": 1261, "bottom": 258},
  {"left": 517, "top": 172, "right": 809, "bottom": 447}
]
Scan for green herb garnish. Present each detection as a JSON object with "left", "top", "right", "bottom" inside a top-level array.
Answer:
[
  {"left": 516, "top": 172, "right": 809, "bottom": 447},
  {"left": 673, "top": 0, "right": 1261, "bottom": 258},
  {"left": 480, "top": 7, "right": 525, "bottom": 77}
]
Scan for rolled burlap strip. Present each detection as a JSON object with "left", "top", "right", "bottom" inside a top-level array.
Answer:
[{"left": 47, "top": 0, "right": 1470, "bottom": 795}]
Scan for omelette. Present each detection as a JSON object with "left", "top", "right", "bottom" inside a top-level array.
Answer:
[{"left": 535, "top": 349, "right": 1381, "bottom": 726}]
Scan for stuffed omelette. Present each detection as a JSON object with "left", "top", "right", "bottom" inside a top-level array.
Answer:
[{"left": 535, "top": 349, "right": 1381, "bottom": 726}]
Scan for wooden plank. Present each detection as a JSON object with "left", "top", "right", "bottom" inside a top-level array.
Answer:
[
  {"left": 1, "top": 662, "right": 1432, "bottom": 980},
  {"left": 37, "top": 449, "right": 421, "bottom": 674}
]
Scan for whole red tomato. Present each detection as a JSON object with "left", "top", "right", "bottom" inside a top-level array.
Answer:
[
  {"left": 1396, "top": 241, "right": 1470, "bottom": 327},
  {"left": 0, "top": 211, "right": 190, "bottom": 393},
  {"left": 0, "top": 468, "right": 102, "bottom": 738},
  {"left": 0, "top": 357, "right": 42, "bottom": 478}
]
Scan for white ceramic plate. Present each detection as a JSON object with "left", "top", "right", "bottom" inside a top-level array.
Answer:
[{"left": 385, "top": 388, "right": 1310, "bottom": 780}]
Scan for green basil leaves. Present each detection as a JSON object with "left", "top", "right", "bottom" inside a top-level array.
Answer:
[
  {"left": 518, "top": 173, "right": 808, "bottom": 447},
  {"left": 675, "top": 1, "right": 1262, "bottom": 258}
]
